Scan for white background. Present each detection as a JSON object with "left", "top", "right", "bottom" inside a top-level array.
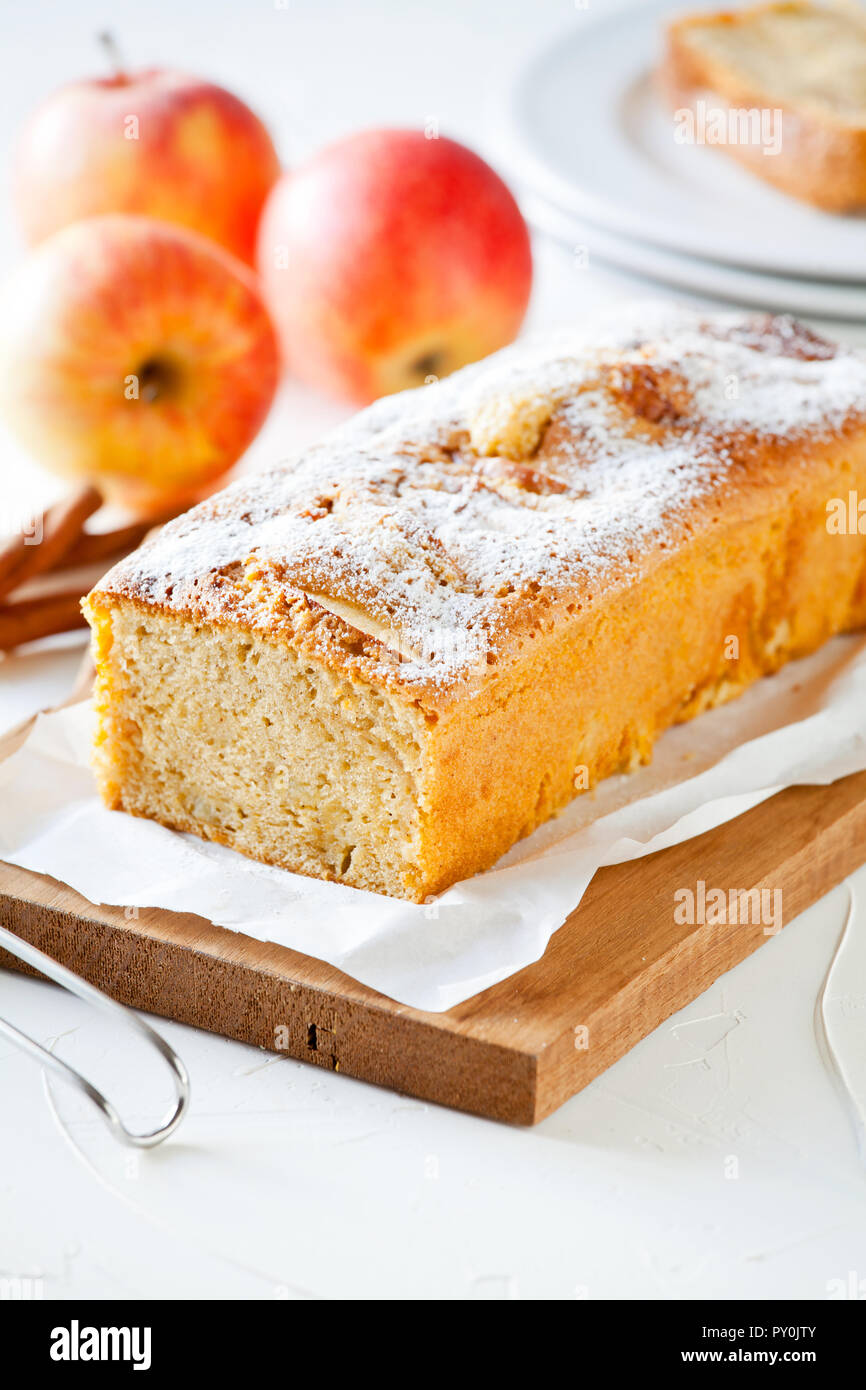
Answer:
[{"left": 1, "top": 0, "right": 865, "bottom": 1301}]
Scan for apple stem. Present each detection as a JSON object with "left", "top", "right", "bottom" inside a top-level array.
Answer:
[{"left": 98, "top": 30, "right": 127, "bottom": 81}]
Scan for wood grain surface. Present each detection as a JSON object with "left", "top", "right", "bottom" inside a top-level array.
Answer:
[{"left": 2, "top": 770, "right": 865, "bottom": 1124}]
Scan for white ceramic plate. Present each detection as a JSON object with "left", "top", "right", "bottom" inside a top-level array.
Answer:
[
  {"left": 499, "top": 0, "right": 866, "bottom": 283},
  {"left": 522, "top": 189, "right": 866, "bottom": 323}
]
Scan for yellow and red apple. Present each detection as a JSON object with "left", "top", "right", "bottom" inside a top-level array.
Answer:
[
  {"left": 257, "top": 129, "right": 533, "bottom": 403},
  {"left": 14, "top": 69, "right": 280, "bottom": 266},
  {"left": 0, "top": 214, "right": 280, "bottom": 514}
]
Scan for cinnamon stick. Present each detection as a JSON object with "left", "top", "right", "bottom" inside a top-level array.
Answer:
[
  {"left": 0, "top": 485, "right": 102, "bottom": 602},
  {"left": 0, "top": 586, "right": 89, "bottom": 652},
  {"left": 0, "top": 488, "right": 180, "bottom": 649},
  {"left": 55, "top": 515, "right": 163, "bottom": 571}
]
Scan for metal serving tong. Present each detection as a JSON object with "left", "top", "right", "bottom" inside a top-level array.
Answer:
[{"left": 0, "top": 923, "right": 190, "bottom": 1147}]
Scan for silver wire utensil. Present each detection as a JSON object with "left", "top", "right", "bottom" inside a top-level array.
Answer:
[{"left": 0, "top": 923, "right": 189, "bottom": 1147}]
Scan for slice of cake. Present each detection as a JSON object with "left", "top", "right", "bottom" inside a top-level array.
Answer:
[
  {"left": 84, "top": 306, "right": 866, "bottom": 901},
  {"left": 660, "top": 1, "right": 866, "bottom": 210}
]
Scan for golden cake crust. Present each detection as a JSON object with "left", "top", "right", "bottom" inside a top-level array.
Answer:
[{"left": 89, "top": 306, "right": 866, "bottom": 714}]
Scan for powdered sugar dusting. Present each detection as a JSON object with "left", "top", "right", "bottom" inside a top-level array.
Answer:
[{"left": 98, "top": 305, "right": 866, "bottom": 690}]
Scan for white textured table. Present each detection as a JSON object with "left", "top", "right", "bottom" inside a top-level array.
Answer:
[{"left": 2, "top": 0, "right": 865, "bottom": 1301}]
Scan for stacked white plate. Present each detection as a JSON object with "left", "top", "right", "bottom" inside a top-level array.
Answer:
[{"left": 494, "top": 0, "right": 866, "bottom": 322}]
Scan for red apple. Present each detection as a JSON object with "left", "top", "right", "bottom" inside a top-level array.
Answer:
[
  {"left": 14, "top": 66, "right": 280, "bottom": 266},
  {"left": 0, "top": 215, "right": 280, "bottom": 515},
  {"left": 257, "top": 129, "right": 533, "bottom": 403}
]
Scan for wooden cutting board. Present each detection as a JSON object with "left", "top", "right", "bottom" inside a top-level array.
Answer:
[{"left": 2, "top": 770, "right": 865, "bottom": 1125}]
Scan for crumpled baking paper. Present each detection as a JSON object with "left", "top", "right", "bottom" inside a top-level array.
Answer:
[{"left": 2, "top": 632, "right": 866, "bottom": 1012}]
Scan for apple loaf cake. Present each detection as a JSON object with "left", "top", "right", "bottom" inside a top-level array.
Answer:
[{"left": 84, "top": 306, "right": 866, "bottom": 901}]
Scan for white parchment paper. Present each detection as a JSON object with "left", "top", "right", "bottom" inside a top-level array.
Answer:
[{"left": 2, "top": 632, "right": 866, "bottom": 1012}]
